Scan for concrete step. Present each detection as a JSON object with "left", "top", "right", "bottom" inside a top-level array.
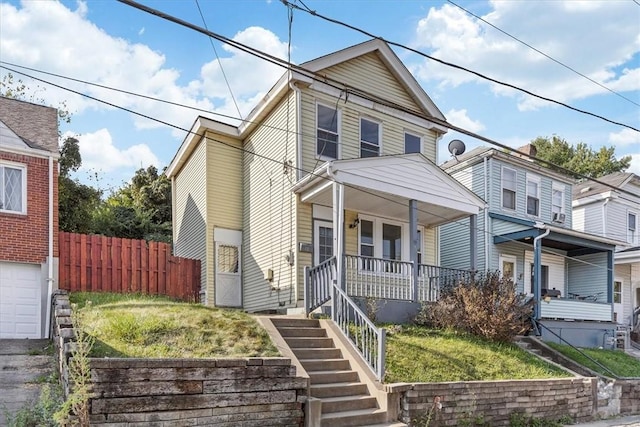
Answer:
[
  {"left": 321, "top": 394, "right": 378, "bottom": 414},
  {"left": 284, "top": 337, "right": 334, "bottom": 349},
  {"left": 293, "top": 347, "right": 342, "bottom": 359},
  {"left": 278, "top": 326, "right": 327, "bottom": 338},
  {"left": 310, "top": 382, "right": 369, "bottom": 398},
  {"left": 301, "top": 358, "right": 351, "bottom": 371},
  {"left": 271, "top": 317, "right": 320, "bottom": 328},
  {"left": 309, "top": 370, "right": 359, "bottom": 384},
  {"left": 320, "top": 408, "right": 388, "bottom": 427},
  {"left": 367, "top": 423, "right": 407, "bottom": 427}
]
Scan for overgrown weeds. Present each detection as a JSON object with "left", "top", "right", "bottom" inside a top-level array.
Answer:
[{"left": 4, "top": 370, "right": 63, "bottom": 427}]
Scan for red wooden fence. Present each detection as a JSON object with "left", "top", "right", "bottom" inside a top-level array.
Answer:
[{"left": 58, "top": 232, "right": 201, "bottom": 302}]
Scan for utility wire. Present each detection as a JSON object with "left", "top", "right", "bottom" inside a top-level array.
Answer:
[
  {"left": 2, "top": 63, "right": 621, "bottom": 274},
  {"left": 446, "top": 0, "right": 639, "bottom": 108},
  {"left": 194, "top": 0, "right": 243, "bottom": 120},
  {"left": 282, "top": 0, "right": 640, "bottom": 133}
]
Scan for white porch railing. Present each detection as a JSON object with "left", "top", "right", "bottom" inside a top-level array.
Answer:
[
  {"left": 345, "top": 255, "right": 413, "bottom": 300},
  {"left": 332, "top": 282, "right": 386, "bottom": 381},
  {"left": 540, "top": 298, "right": 612, "bottom": 322},
  {"left": 304, "top": 257, "right": 336, "bottom": 313}
]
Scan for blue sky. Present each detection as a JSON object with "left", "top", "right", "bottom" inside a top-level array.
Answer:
[{"left": 1, "top": 0, "right": 638, "bottom": 192}]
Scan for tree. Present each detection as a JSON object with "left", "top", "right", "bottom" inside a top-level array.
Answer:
[{"left": 531, "top": 136, "right": 631, "bottom": 179}]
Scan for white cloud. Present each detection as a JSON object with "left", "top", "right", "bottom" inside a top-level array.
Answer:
[
  {"left": 138, "top": 27, "right": 145, "bottom": 36},
  {"left": 412, "top": 1, "right": 640, "bottom": 110},
  {"left": 629, "top": 154, "right": 640, "bottom": 175},
  {"left": 64, "top": 129, "right": 159, "bottom": 173},
  {"left": 609, "top": 128, "right": 640, "bottom": 146},
  {"left": 445, "top": 108, "right": 485, "bottom": 133}
]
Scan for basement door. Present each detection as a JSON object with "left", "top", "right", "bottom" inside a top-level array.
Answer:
[{"left": 214, "top": 228, "right": 242, "bottom": 308}]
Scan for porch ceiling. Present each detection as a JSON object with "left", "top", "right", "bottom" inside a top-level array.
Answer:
[
  {"left": 494, "top": 227, "right": 617, "bottom": 255},
  {"left": 293, "top": 154, "right": 486, "bottom": 227}
]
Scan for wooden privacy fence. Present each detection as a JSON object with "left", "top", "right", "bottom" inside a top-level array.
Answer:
[{"left": 58, "top": 232, "right": 201, "bottom": 302}]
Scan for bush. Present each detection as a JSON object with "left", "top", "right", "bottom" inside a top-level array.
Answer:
[{"left": 415, "top": 272, "right": 533, "bottom": 343}]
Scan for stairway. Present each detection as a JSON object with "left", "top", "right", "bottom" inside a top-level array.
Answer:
[{"left": 270, "top": 317, "right": 404, "bottom": 427}]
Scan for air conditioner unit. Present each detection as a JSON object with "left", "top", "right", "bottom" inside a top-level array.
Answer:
[{"left": 552, "top": 212, "right": 566, "bottom": 224}]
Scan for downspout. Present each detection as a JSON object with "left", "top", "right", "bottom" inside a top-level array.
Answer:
[
  {"left": 483, "top": 156, "right": 489, "bottom": 271},
  {"left": 44, "top": 155, "right": 54, "bottom": 339},
  {"left": 533, "top": 225, "right": 551, "bottom": 321},
  {"left": 290, "top": 82, "right": 302, "bottom": 181}
]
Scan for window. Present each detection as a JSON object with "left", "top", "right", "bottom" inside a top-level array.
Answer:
[
  {"left": 0, "top": 163, "right": 25, "bottom": 214},
  {"left": 499, "top": 254, "right": 516, "bottom": 285},
  {"left": 360, "top": 219, "right": 374, "bottom": 258},
  {"left": 552, "top": 183, "right": 564, "bottom": 215},
  {"left": 382, "top": 223, "right": 402, "bottom": 261},
  {"left": 360, "top": 118, "right": 380, "bottom": 158},
  {"left": 404, "top": 132, "right": 421, "bottom": 154},
  {"left": 316, "top": 104, "right": 339, "bottom": 159},
  {"left": 614, "top": 280, "right": 622, "bottom": 304},
  {"left": 526, "top": 175, "right": 540, "bottom": 216},
  {"left": 501, "top": 167, "right": 517, "bottom": 210},
  {"left": 628, "top": 212, "right": 638, "bottom": 245},
  {"left": 317, "top": 224, "right": 333, "bottom": 264}
]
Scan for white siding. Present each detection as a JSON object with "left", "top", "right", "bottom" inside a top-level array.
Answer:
[
  {"left": 607, "top": 200, "right": 630, "bottom": 243},
  {"left": 615, "top": 264, "right": 632, "bottom": 325},
  {"left": 567, "top": 252, "right": 609, "bottom": 298}
]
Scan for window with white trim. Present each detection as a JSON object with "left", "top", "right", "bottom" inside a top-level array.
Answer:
[
  {"left": 526, "top": 174, "right": 540, "bottom": 217},
  {"left": 360, "top": 117, "right": 380, "bottom": 158},
  {"left": 0, "top": 162, "right": 26, "bottom": 214},
  {"left": 501, "top": 167, "right": 517, "bottom": 210},
  {"left": 404, "top": 132, "right": 421, "bottom": 154},
  {"left": 551, "top": 183, "right": 564, "bottom": 215},
  {"left": 628, "top": 211, "right": 638, "bottom": 246},
  {"left": 316, "top": 103, "right": 339, "bottom": 159}
]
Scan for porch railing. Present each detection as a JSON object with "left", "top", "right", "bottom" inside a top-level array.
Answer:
[
  {"left": 304, "top": 257, "right": 336, "bottom": 313},
  {"left": 332, "top": 281, "right": 386, "bottom": 381},
  {"left": 417, "top": 264, "right": 472, "bottom": 302},
  {"left": 345, "top": 255, "right": 413, "bottom": 300},
  {"left": 633, "top": 306, "right": 640, "bottom": 331}
]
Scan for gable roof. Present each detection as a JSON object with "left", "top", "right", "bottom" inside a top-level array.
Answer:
[
  {"left": 0, "top": 96, "right": 59, "bottom": 154},
  {"left": 573, "top": 172, "right": 637, "bottom": 199}
]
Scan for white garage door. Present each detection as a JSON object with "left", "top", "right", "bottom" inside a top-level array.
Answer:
[{"left": 0, "top": 262, "right": 42, "bottom": 339}]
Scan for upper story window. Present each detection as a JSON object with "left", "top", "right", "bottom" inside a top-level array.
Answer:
[
  {"left": 360, "top": 118, "right": 380, "bottom": 158},
  {"left": 316, "top": 103, "right": 339, "bottom": 159},
  {"left": 526, "top": 174, "right": 540, "bottom": 217},
  {"left": 551, "top": 183, "right": 564, "bottom": 215},
  {"left": 628, "top": 211, "right": 638, "bottom": 246},
  {"left": 404, "top": 132, "right": 421, "bottom": 154},
  {"left": 501, "top": 167, "right": 517, "bottom": 210},
  {"left": 0, "top": 162, "right": 26, "bottom": 214}
]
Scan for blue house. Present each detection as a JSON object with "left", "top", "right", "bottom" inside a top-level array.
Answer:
[{"left": 440, "top": 145, "right": 624, "bottom": 348}]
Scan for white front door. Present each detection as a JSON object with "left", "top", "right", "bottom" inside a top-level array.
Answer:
[
  {"left": 214, "top": 229, "right": 242, "bottom": 307},
  {"left": 314, "top": 220, "right": 333, "bottom": 265},
  {"left": 0, "top": 262, "right": 42, "bottom": 338},
  {"left": 613, "top": 279, "right": 623, "bottom": 323}
]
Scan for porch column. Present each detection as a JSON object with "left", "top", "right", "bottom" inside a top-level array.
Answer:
[
  {"left": 333, "top": 181, "right": 345, "bottom": 290},
  {"left": 607, "top": 249, "right": 613, "bottom": 305},
  {"left": 409, "top": 199, "right": 418, "bottom": 302},
  {"left": 469, "top": 214, "right": 477, "bottom": 274},
  {"left": 533, "top": 236, "right": 542, "bottom": 320}
]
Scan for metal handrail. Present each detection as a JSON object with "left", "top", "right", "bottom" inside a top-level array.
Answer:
[
  {"left": 417, "top": 264, "right": 472, "bottom": 301},
  {"left": 332, "top": 282, "right": 386, "bottom": 381},
  {"left": 304, "top": 256, "right": 336, "bottom": 314},
  {"left": 633, "top": 306, "right": 640, "bottom": 331}
]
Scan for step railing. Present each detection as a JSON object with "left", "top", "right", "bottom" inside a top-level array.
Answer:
[
  {"left": 332, "top": 281, "right": 386, "bottom": 381},
  {"left": 304, "top": 256, "right": 336, "bottom": 314},
  {"left": 634, "top": 306, "right": 640, "bottom": 331}
]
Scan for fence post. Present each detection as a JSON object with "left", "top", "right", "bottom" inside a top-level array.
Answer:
[
  {"left": 378, "top": 328, "right": 386, "bottom": 382},
  {"left": 304, "top": 266, "right": 310, "bottom": 315}
]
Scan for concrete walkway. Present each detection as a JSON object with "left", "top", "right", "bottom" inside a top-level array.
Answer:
[
  {"left": 568, "top": 416, "right": 640, "bottom": 426},
  {"left": 0, "top": 339, "right": 53, "bottom": 426}
]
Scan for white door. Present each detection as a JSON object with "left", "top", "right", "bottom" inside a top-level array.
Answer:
[
  {"left": 0, "top": 262, "right": 42, "bottom": 338},
  {"left": 214, "top": 229, "right": 242, "bottom": 307},
  {"left": 314, "top": 220, "right": 333, "bottom": 265},
  {"left": 613, "top": 279, "right": 623, "bottom": 323}
]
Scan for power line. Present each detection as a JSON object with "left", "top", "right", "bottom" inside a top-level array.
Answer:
[
  {"left": 446, "top": 0, "right": 639, "bottom": 108},
  {"left": 282, "top": 0, "right": 640, "bottom": 133},
  {"left": 1, "top": 64, "right": 620, "bottom": 275}
]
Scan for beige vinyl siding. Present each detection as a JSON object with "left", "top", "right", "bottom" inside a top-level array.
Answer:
[
  {"left": 173, "top": 137, "right": 208, "bottom": 297},
  {"left": 296, "top": 201, "right": 312, "bottom": 301},
  {"left": 206, "top": 132, "right": 243, "bottom": 306},
  {"left": 243, "top": 91, "right": 298, "bottom": 312},
  {"left": 424, "top": 228, "right": 437, "bottom": 265},
  {"left": 320, "top": 52, "right": 422, "bottom": 113}
]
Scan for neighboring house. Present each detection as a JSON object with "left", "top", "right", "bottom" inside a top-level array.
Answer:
[
  {"left": 166, "top": 39, "right": 485, "bottom": 317},
  {"left": 0, "top": 96, "right": 59, "bottom": 339},
  {"left": 440, "top": 145, "right": 623, "bottom": 348},
  {"left": 573, "top": 172, "right": 640, "bottom": 332}
]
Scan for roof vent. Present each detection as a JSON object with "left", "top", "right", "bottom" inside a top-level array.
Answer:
[{"left": 580, "top": 187, "right": 591, "bottom": 193}]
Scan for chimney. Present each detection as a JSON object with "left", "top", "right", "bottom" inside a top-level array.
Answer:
[{"left": 515, "top": 144, "right": 537, "bottom": 161}]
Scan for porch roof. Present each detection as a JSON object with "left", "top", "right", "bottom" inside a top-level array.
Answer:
[
  {"left": 292, "top": 153, "right": 486, "bottom": 227},
  {"left": 616, "top": 247, "right": 640, "bottom": 264}
]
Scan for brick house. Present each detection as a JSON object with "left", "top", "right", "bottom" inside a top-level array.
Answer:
[{"left": 0, "top": 96, "right": 59, "bottom": 339}]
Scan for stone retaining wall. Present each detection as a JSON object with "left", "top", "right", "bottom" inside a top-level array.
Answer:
[{"left": 620, "top": 379, "right": 640, "bottom": 414}]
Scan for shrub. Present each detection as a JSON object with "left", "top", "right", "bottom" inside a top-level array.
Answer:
[{"left": 415, "top": 271, "right": 533, "bottom": 343}]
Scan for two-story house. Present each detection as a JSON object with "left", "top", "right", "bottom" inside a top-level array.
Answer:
[
  {"left": 0, "top": 96, "right": 59, "bottom": 339},
  {"left": 573, "top": 172, "right": 640, "bottom": 335},
  {"left": 166, "top": 39, "right": 485, "bottom": 317},
  {"left": 440, "top": 145, "right": 622, "bottom": 348}
]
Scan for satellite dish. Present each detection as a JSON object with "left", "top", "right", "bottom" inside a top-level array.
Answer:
[{"left": 448, "top": 139, "right": 466, "bottom": 156}]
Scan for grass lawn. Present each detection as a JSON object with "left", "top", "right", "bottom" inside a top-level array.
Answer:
[
  {"left": 547, "top": 342, "right": 640, "bottom": 377},
  {"left": 70, "top": 292, "right": 279, "bottom": 358},
  {"left": 385, "top": 326, "right": 571, "bottom": 383}
]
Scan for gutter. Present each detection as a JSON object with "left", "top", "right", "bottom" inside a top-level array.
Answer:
[{"left": 45, "top": 155, "right": 54, "bottom": 339}]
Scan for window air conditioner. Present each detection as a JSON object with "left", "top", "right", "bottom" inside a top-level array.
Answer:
[{"left": 552, "top": 212, "right": 566, "bottom": 224}]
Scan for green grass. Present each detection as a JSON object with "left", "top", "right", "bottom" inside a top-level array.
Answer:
[
  {"left": 70, "top": 292, "right": 279, "bottom": 358},
  {"left": 547, "top": 342, "right": 640, "bottom": 378},
  {"left": 385, "top": 326, "right": 571, "bottom": 382}
]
